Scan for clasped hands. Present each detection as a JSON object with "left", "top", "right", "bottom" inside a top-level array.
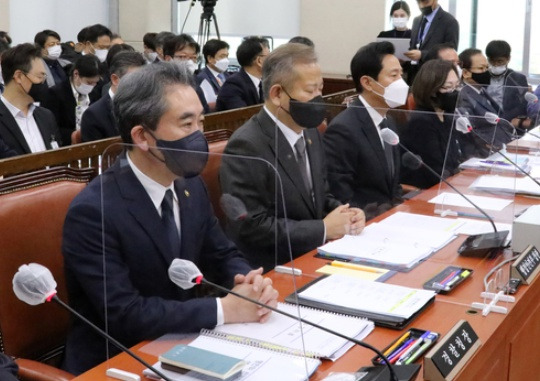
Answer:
[{"left": 324, "top": 203, "right": 366, "bottom": 240}]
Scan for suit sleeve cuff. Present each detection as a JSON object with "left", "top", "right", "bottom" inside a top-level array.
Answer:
[
  {"left": 216, "top": 298, "right": 224, "bottom": 326},
  {"left": 322, "top": 222, "right": 327, "bottom": 245}
]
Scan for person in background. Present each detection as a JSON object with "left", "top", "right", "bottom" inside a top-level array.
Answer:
[
  {"left": 81, "top": 51, "right": 146, "bottom": 142},
  {"left": 0, "top": 43, "right": 61, "bottom": 155},
  {"left": 196, "top": 39, "right": 230, "bottom": 111},
  {"left": 378, "top": 1, "right": 412, "bottom": 38},
  {"left": 163, "top": 34, "right": 210, "bottom": 113},
  {"left": 0, "top": 39, "right": 10, "bottom": 93},
  {"left": 216, "top": 36, "right": 269, "bottom": 111},
  {"left": 100, "top": 43, "right": 136, "bottom": 96},
  {"left": 34, "top": 30, "right": 71, "bottom": 89},
  {"left": 288, "top": 36, "right": 314, "bottom": 47},
  {"left": 111, "top": 33, "right": 124, "bottom": 45},
  {"left": 324, "top": 41, "right": 405, "bottom": 219},
  {"left": 527, "top": 85, "right": 540, "bottom": 126},
  {"left": 42, "top": 54, "right": 101, "bottom": 145},
  {"left": 400, "top": 59, "right": 461, "bottom": 188},
  {"left": 154, "top": 31, "right": 175, "bottom": 62},
  {"left": 143, "top": 32, "right": 158, "bottom": 63},
  {"left": 82, "top": 24, "right": 112, "bottom": 63},
  {"left": 485, "top": 40, "right": 531, "bottom": 132},
  {"left": 0, "top": 31, "right": 12, "bottom": 47}
]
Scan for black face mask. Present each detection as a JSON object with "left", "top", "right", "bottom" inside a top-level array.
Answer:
[
  {"left": 420, "top": 6, "right": 434, "bottom": 16},
  {"left": 150, "top": 130, "right": 209, "bottom": 178},
  {"left": 471, "top": 70, "right": 491, "bottom": 86},
  {"left": 436, "top": 90, "right": 459, "bottom": 113},
  {"left": 283, "top": 88, "right": 326, "bottom": 129},
  {"left": 28, "top": 81, "right": 49, "bottom": 103}
]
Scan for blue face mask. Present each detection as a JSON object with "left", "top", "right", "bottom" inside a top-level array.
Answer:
[{"left": 150, "top": 130, "right": 209, "bottom": 178}]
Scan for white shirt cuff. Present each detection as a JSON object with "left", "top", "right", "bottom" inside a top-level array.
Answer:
[
  {"left": 216, "top": 298, "right": 224, "bottom": 326},
  {"left": 322, "top": 222, "right": 327, "bottom": 244}
]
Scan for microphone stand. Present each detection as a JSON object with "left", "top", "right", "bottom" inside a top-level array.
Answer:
[{"left": 196, "top": 276, "right": 400, "bottom": 381}]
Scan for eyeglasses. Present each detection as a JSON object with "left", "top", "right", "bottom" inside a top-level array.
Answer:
[
  {"left": 439, "top": 86, "right": 459, "bottom": 93},
  {"left": 24, "top": 72, "right": 47, "bottom": 83},
  {"left": 173, "top": 55, "right": 198, "bottom": 62}
]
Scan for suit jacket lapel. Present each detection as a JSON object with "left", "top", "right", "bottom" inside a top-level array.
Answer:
[
  {"left": 104, "top": 94, "right": 117, "bottom": 134},
  {"left": 114, "top": 155, "right": 177, "bottom": 265},
  {"left": 33, "top": 109, "right": 53, "bottom": 149},
  {"left": 257, "top": 110, "right": 316, "bottom": 216},
  {"left": 205, "top": 68, "right": 221, "bottom": 94},
  {"left": 304, "top": 129, "right": 323, "bottom": 217},
  {"left": 421, "top": 9, "right": 443, "bottom": 48},
  {"left": 241, "top": 69, "right": 259, "bottom": 105},
  {"left": 0, "top": 100, "right": 32, "bottom": 153}
]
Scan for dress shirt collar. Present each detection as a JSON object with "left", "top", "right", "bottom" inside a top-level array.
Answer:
[
  {"left": 358, "top": 94, "right": 384, "bottom": 127},
  {"left": 108, "top": 87, "right": 115, "bottom": 100},
  {"left": 126, "top": 151, "right": 177, "bottom": 213},
  {"left": 207, "top": 66, "right": 221, "bottom": 78},
  {"left": 245, "top": 70, "right": 261, "bottom": 91},
  {"left": 1, "top": 95, "right": 35, "bottom": 118},
  {"left": 263, "top": 105, "right": 303, "bottom": 150},
  {"left": 425, "top": 6, "right": 440, "bottom": 23},
  {"left": 464, "top": 82, "right": 482, "bottom": 95}
]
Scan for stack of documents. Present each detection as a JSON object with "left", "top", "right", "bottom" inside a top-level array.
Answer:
[
  {"left": 317, "top": 212, "right": 458, "bottom": 269},
  {"left": 469, "top": 175, "right": 540, "bottom": 196},
  {"left": 459, "top": 153, "right": 531, "bottom": 174},
  {"left": 286, "top": 274, "right": 436, "bottom": 329}
]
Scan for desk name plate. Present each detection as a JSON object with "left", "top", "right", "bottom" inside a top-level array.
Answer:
[
  {"left": 511, "top": 245, "right": 540, "bottom": 285},
  {"left": 424, "top": 320, "right": 481, "bottom": 381}
]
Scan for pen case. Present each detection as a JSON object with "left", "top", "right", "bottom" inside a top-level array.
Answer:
[
  {"left": 423, "top": 266, "right": 474, "bottom": 294},
  {"left": 371, "top": 328, "right": 439, "bottom": 365}
]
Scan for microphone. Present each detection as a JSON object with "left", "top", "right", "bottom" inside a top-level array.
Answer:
[
  {"left": 219, "top": 193, "right": 248, "bottom": 221},
  {"left": 525, "top": 92, "right": 538, "bottom": 104},
  {"left": 12, "top": 264, "right": 173, "bottom": 381},
  {"left": 381, "top": 128, "right": 509, "bottom": 258},
  {"left": 456, "top": 114, "right": 540, "bottom": 189},
  {"left": 168, "top": 259, "right": 411, "bottom": 381},
  {"left": 484, "top": 111, "right": 540, "bottom": 140}
]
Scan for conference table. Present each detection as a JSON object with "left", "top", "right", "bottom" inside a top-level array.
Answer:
[{"left": 73, "top": 166, "right": 540, "bottom": 380}]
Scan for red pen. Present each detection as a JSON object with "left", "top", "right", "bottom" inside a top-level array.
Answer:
[
  {"left": 439, "top": 270, "right": 459, "bottom": 286},
  {"left": 390, "top": 339, "right": 417, "bottom": 364}
]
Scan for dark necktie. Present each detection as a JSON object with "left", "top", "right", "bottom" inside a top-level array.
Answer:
[
  {"left": 217, "top": 73, "right": 226, "bottom": 86},
  {"left": 417, "top": 17, "right": 428, "bottom": 47},
  {"left": 294, "top": 136, "right": 313, "bottom": 201},
  {"left": 258, "top": 81, "right": 264, "bottom": 103},
  {"left": 380, "top": 119, "right": 395, "bottom": 177},
  {"left": 161, "top": 189, "right": 180, "bottom": 255}
]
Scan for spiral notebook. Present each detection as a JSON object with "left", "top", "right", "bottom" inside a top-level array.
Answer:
[{"left": 144, "top": 334, "right": 320, "bottom": 381}]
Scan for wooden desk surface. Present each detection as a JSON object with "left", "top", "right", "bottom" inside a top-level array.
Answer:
[{"left": 73, "top": 170, "right": 540, "bottom": 381}]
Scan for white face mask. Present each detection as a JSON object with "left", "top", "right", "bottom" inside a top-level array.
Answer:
[
  {"left": 76, "top": 82, "right": 95, "bottom": 95},
  {"left": 214, "top": 58, "right": 229, "bottom": 73},
  {"left": 392, "top": 17, "right": 408, "bottom": 29},
  {"left": 372, "top": 78, "right": 409, "bottom": 108},
  {"left": 47, "top": 45, "right": 62, "bottom": 60},
  {"left": 186, "top": 60, "right": 198, "bottom": 75},
  {"left": 145, "top": 51, "right": 158, "bottom": 63},
  {"left": 456, "top": 65, "right": 463, "bottom": 79},
  {"left": 489, "top": 65, "right": 507, "bottom": 76},
  {"left": 94, "top": 49, "right": 108, "bottom": 63}
]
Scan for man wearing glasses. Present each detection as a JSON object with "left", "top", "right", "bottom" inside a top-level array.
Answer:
[
  {"left": 216, "top": 36, "right": 269, "bottom": 111},
  {"left": 0, "top": 43, "right": 61, "bottom": 156}
]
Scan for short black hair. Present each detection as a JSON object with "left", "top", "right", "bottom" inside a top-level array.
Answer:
[
  {"left": 71, "top": 54, "right": 101, "bottom": 78},
  {"left": 143, "top": 32, "right": 157, "bottom": 50},
  {"left": 0, "top": 40, "right": 10, "bottom": 56},
  {"left": 424, "top": 42, "right": 456, "bottom": 62},
  {"left": 237, "top": 36, "right": 268, "bottom": 67},
  {"left": 0, "top": 31, "right": 12, "bottom": 46},
  {"left": 106, "top": 43, "right": 135, "bottom": 68},
  {"left": 202, "top": 39, "right": 229, "bottom": 62},
  {"left": 390, "top": 1, "right": 411, "bottom": 16},
  {"left": 458, "top": 48, "right": 482, "bottom": 70},
  {"left": 163, "top": 34, "right": 200, "bottom": 59},
  {"left": 109, "top": 51, "right": 146, "bottom": 78},
  {"left": 77, "top": 27, "right": 90, "bottom": 43},
  {"left": 1, "top": 43, "right": 42, "bottom": 85},
  {"left": 351, "top": 41, "right": 395, "bottom": 93},
  {"left": 288, "top": 36, "right": 314, "bottom": 47},
  {"left": 154, "top": 31, "right": 175, "bottom": 50},
  {"left": 34, "top": 30, "right": 61, "bottom": 48},
  {"left": 485, "top": 40, "right": 511, "bottom": 60},
  {"left": 85, "top": 24, "right": 112, "bottom": 43}
]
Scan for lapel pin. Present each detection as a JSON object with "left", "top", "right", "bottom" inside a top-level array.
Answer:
[
  {"left": 184, "top": 190, "right": 190, "bottom": 197},
  {"left": 307, "top": 138, "right": 312, "bottom": 145}
]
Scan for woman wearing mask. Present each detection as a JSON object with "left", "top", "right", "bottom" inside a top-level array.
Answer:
[
  {"left": 400, "top": 59, "right": 461, "bottom": 188},
  {"left": 378, "top": 1, "right": 412, "bottom": 38},
  {"left": 42, "top": 54, "right": 101, "bottom": 145}
]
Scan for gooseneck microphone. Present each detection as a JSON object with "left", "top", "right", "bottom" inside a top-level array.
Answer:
[
  {"left": 456, "top": 115, "right": 540, "bottom": 189},
  {"left": 484, "top": 111, "right": 540, "bottom": 140},
  {"left": 380, "top": 128, "right": 509, "bottom": 257},
  {"left": 168, "top": 259, "right": 405, "bottom": 381},
  {"left": 12, "top": 263, "right": 173, "bottom": 381}
]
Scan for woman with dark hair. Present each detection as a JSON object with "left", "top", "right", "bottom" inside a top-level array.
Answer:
[
  {"left": 400, "top": 59, "right": 461, "bottom": 188},
  {"left": 42, "top": 54, "right": 101, "bottom": 145},
  {"left": 378, "top": 1, "right": 412, "bottom": 38}
]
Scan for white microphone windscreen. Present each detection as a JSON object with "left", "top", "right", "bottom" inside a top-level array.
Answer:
[
  {"left": 525, "top": 92, "right": 538, "bottom": 103},
  {"left": 168, "top": 259, "right": 202, "bottom": 290},
  {"left": 456, "top": 117, "right": 471, "bottom": 133},
  {"left": 380, "top": 128, "right": 399, "bottom": 145},
  {"left": 12, "top": 263, "right": 57, "bottom": 305},
  {"left": 484, "top": 112, "right": 499, "bottom": 124}
]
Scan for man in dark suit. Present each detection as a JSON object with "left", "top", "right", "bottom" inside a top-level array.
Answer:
[
  {"left": 485, "top": 40, "right": 531, "bottom": 131},
  {"left": 324, "top": 41, "right": 405, "bottom": 220},
  {"left": 62, "top": 62, "right": 278, "bottom": 375},
  {"left": 220, "top": 43, "right": 365, "bottom": 271},
  {"left": 215, "top": 37, "right": 269, "bottom": 112},
  {"left": 0, "top": 353, "right": 18, "bottom": 381},
  {"left": 196, "top": 39, "right": 231, "bottom": 111},
  {"left": 458, "top": 48, "right": 514, "bottom": 157},
  {"left": 404, "top": 0, "right": 459, "bottom": 83},
  {"left": 81, "top": 51, "right": 145, "bottom": 142},
  {"left": 0, "top": 43, "right": 61, "bottom": 155}
]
